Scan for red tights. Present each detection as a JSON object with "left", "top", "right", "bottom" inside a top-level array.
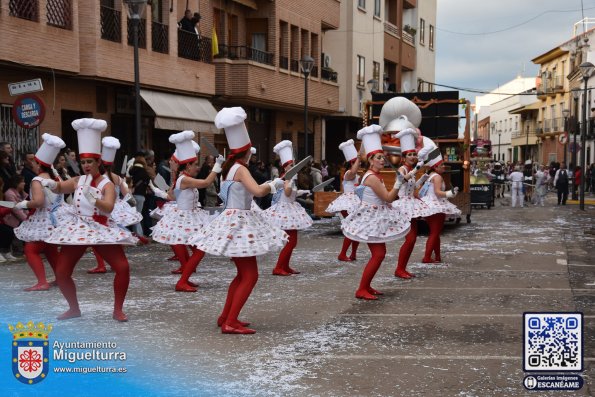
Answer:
[
  {"left": 56, "top": 244, "right": 130, "bottom": 321},
  {"left": 175, "top": 247, "right": 205, "bottom": 291},
  {"left": 87, "top": 247, "right": 106, "bottom": 273},
  {"left": 423, "top": 213, "right": 445, "bottom": 262},
  {"left": 338, "top": 211, "right": 359, "bottom": 261},
  {"left": 171, "top": 244, "right": 191, "bottom": 273},
  {"left": 273, "top": 230, "right": 299, "bottom": 275},
  {"left": 395, "top": 219, "right": 418, "bottom": 279},
  {"left": 355, "top": 243, "right": 386, "bottom": 300},
  {"left": 23, "top": 241, "right": 59, "bottom": 291},
  {"left": 219, "top": 256, "right": 258, "bottom": 332}
]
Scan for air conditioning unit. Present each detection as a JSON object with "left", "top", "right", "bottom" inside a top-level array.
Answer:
[{"left": 323, "top": 54, "right": 332, "bottom": 68}]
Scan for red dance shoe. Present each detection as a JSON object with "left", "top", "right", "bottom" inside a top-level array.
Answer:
[
  {"left": 24, "top": 282, "right": 50, "bottom": 292},
  {"left": 355, "top": 289, "right": 379, "bottom": 300},
  {"left": 221, "top": 324, "right": 256, "bottom": 334},
  {"left": 87, "top": 266, "right": 107, "bottom": 274},
  {"left": 367, "top": 287, "right": 384, "bottom": 295},
  {"left": 112, "top": 310, "right": 128, "bottom": 322},
  {"left": 175, "top": 282, "right": 197, "bottom": 292},
  {"left": 395, "top": 270, "right": 415, "bottom": 279},
  {"left": 337, "top": 255, "right": 353, "bottom": 262},
  {"left": 272, "top": 269, "right": 292, "bottom": 276},
  {"left": 217, "top": 316, "right": 250, "bottom": 327}
]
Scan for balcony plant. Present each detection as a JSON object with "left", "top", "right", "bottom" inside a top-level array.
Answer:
[{"left": 404, "top": 24, "right": 416, "bottom": 36}]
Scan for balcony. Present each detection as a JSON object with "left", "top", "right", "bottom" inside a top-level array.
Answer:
[
  {"left": 178, "top": 30, "right": 212, "bottom": 63},
  {"left": 127, "top": 18, "right": 146, "bottom": 49},
  {"left": 384, "top": 21, "right": 400, "bottom": 38},
  {"left": 152, "top": 21, "right": 168, "bottom": 54},
  {"left": 100, "top": 5, "right": 121, "bottom": 43},
  {"left": 402, "top": 29, "right": 415, "bottom": 46},
  {"left": 216, "top": 45, "right": 274, "bottom": 66},
  {"left": 321, "top": 67, "right": 338, "bottom": 83}
]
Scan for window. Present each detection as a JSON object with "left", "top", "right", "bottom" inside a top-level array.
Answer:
[
  {"left": 357, "top": 55, "right": 365, "bottom": 86},
  {"left": 373, "top": 62, "right": 380, "bottom": 91},
  {"left": 374, "top": 0, "right": 380, "bottom": 17},
  {"left": 419, "top": 18, "right": 425, "bottom": 45},
  {"left": 358, "top": 0, "right": 365, "bottom": 9},
  {"left": 429, "top": 24, "right": 434, "bottom": 49}
]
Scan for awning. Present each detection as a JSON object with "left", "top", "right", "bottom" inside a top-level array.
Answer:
[
  {"left": 231, "top": 0, "right": 257, "bottom": 9},
  {"left": 140, "top": 89, "right": 219, "bottom": 133},
  {"left": 509, "top": 102, "right": 542, "bottom": 114}
]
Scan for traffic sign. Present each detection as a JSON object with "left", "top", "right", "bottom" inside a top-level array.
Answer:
[
  {"left": 12, "top": 94, "right": 45, "bottom": 129},
  {"left": 558, "top": 132, "right": 568, "bottom": 144},
  {"left": 8, "top": 78, "right": 43, "bottom": 96}
]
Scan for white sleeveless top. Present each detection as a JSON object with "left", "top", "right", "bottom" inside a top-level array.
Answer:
[
  {"left": 358, "top": 172, "right": 385, "bottom": 205},
  {"left": 398, "top": 166, "right": 416, "bottom": 198},
  {"left": 74, "top": 174, "right": 111, "bottom": 216},
  {"left": 33, "top": 176, "right": 60, "bottom": 208},
  {"left": 343, "top": 171, "right": 359, "bottom": 193},
  {"left": 223, "top": 163, "right": 253, "bottom": 210},
  {"left": 174, "top": 174, "right": 200, "bottom": 210}
]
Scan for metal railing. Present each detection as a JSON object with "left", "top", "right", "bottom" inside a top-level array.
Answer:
[
  {"left": 0, "top": 105, "right": 39, "bottom": 162},
  {"left": 152, "top": 21, "right": 168, "bottom": 54},
  {"left": 46, "top": 0, "right": 72, "bottom": 29},
  {"left": 216, "top": 45, "right": 274, "bottom": 66},
  {"left": 100, "top": 5, "right": 121, "bottom": 43},
  {"left": 279, "top": 56, "right": 289, "bottom": 70},
  {"left": 310, "top": 65, "right": 318, "bottom": 78},
  {"left": 177, "top": 30, "right": 212, "bottom": 63},
  {"left": 402, "top": 30, "right": 415, "bottom": 46},
  {"left": 9, "top": 0, "right": 39, "bottom": 21},
  {"left": 127, "top": 18, "right": 146, "bottom": 48},
  {"left": 290, "top": 58, "right": 300, "bottom": 73}
]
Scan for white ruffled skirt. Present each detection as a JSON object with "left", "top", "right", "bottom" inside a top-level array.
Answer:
[
  {"left": 151, "top": 206, "right": 211, "bottom": 245},
  {"left": 392, "top": 196, "right": 434, "bottom": 220},
  {"left": 420, "top": 196, "right": 462, "bottom": 217},
  {"left": 325, "top": 192, "right": 361, "bottom": 214},
  {"left": 14, "top": 206, "right": 73, "bottom": 242},
  {"left": 262, "top": 202, "right": 313, "bottom": 230},
  {"left": 341, "top": 202, "right": 410, "bottom": 243},
  {"left": 111, "top": 199, "right": 142, "bottom": 226},
  {"left": 189, "top": 208, "right": 288, "bottom": 257}
]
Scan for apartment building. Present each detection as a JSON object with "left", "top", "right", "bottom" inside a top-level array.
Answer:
[
  {"left": 323, "top": 0, "right": 436, "bottom": 165},
  {"left": 0, "top": 0, "right": 222, "bottom": 164}
]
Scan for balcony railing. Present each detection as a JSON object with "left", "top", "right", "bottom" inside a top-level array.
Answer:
[
  {"left": 384, "top": 21, "right": 400, "bottom": 37},
  {"left": 100, "top": 5, "right": 121, "bottom": 43},
  {"left": 310, "top": 65, "right": 318, "bottom": 78},
  {"left": 216, "top": 45, "right": 274, "bottom": 66},
  {"left": 127, "top": 18, "right": 146, "bottom": 49},
  {"left": 177, "top": 30, "right": 212, "bottom": 63},
  {"left": 9, "top": 0, "right": 39, "bottom": 21},
  {"left": 290, "top": 58, "right": 300, "bottom": 73},
  {"left": 46, "top": 0, "right": 72, "bottom": 29},
  {"left": 402, "top": 30, "right": 414, "bottom": 46},
  {"left": 152, "top": 21, "right": 168, "bottom": 54},
  {"left": 321, "top": 67, "right": 338, "bottom": 83},
  {"left": 279, "top": 56, "right": 289, "bottom": 70}
]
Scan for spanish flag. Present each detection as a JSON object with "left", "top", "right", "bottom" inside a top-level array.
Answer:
[{"left": 212, "top": 26, "right": 219, "bottom": 57}]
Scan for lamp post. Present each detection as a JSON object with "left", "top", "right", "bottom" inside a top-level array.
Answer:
[
  {"left": 579, "top": 61, "right": 594, "bottom": 210},
  {"left": 299, "top": 55, "right": 315, "bottom": 158},
  {"left": 571, "top": 87, "right": 581, "bottom": 200},
  {"left": 124, "top": 0, "right": 147, "bottom": 152},
  {"left": 497, "top": 131, "right": 501, "bottom": 161},
  {"left": 525, "top": 122, "right": 530, "bottom": 163},
  {"left": 562, "top": 108, "right": 570, "bottom": 166}
]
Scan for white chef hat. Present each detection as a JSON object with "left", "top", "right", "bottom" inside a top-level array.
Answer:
[
  {"left": 356, "top": 125, "right": 383, "bottom": 158},
  {"left": 273, "top": 140, "right": 293, "bottom": 167},
  {"left": 169, "top": 130, "right": 197, "bottom": 164},
  {"left": 35, "top": 133, "right": 66, "bottom": 167},
  {"left": 426, "top": 151, "right": 443, "bottom": 168},
  {"left": 172, "top": 139, "right": 200, "bottom": 163},
  {"left": 101, "top": 136, "right": 121, "bottom": 165},
  {"left": 215, "top": 107, "right": 251, "bottom": 155},
  {"left": 338, "top": 139, "right": 358, "bottom": 162},
  {"left": 72, "top": 118, "right": 107, "bottom": 159},
  {"left": 380, "top": 97, "right": 422, "bottom": 132},
  {"left": 392, "top": 128, "right": 419, "bottom": 154}
]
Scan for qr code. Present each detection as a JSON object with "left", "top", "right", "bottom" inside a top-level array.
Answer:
[{"left": 523, "top": 312, "right": 582, "bottom": 371}]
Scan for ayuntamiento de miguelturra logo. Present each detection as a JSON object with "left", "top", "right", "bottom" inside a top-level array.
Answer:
[{"left": 9, "top": 321, "right": 52, "bottom": 385}]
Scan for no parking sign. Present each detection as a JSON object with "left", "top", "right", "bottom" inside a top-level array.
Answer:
[{"left": 558, "top": 132, "right": 568, "bottom": 144}]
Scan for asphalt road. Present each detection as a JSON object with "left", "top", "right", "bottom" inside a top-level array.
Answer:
[{"left": 1, "top": 193, "right": 594, "bottom": 396}]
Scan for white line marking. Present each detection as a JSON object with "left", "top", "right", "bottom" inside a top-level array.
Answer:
[{"left": 556, "top": 259, "right": 568, "bottom": 265}]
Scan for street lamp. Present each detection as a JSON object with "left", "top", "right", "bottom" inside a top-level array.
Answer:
[
  {"left": 562, "top": 108, "right": 570, "bottom": 166},
  {"left": 579, "top": 61, "right": 594, "bottom": 210},
  {"left": 571, "top": 87, "right": 582, "bottom": 200},
  {"left": 124, "top": 0, "right": 147, "bottom": 152},
  {"left": 299, "top": 55, "right": 315, "bottom": 158}
]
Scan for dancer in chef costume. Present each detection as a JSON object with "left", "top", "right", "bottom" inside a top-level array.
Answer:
[
  {"left": 419, "top": 147, "right": 460, "bottom": 263},
  {"left": 151, "top": 131, "right": 223, "bottom": 291},
  {"left": 86, "top": 136, "right": 143, "bottom": 274},
  {"left": 14, "top": 133, "right": 67, "bottom": 291},
  {"left": 381, "top": 97, "right": 433, "bottom": 279},
  {"left": 325, "top": 139, "right": 361, "bottom": 261},
  {"left": 263, "top": 140, "right": 312, "bottom": 276},
  {"left": 42, "top": 118, "right": 137, "bottom": 321},
  {"left": 341, "top": 125, "right": 410, "bottom": 300},
  {"left": 189, "top": 107, "right": 287, "bottom": 334}
]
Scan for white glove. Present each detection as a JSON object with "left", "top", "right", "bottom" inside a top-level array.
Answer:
[
  {"left": 453, "top": 186, "right": 459, "bottom": 194},
  {"left": 149, "top": 181, "right": 168, "bottom": 200},
  {"left": 82, "top": 186, "right": 100, "bottom": 206},
  {"left": 395, "top": 173, "right": 404, "bottom": 190},
  {"left": 273, "top": 178, "right": 285, "bottom": 189},
  {"left": 212, "top": 155, "right": 225, "bottom": 174},
  {"left": 41, "top": 179, "right": 58, "bottom": 190},
  {"left": 15, "top": 200, "right": 29, "bottom": 209},
  {"left": 415, "top": 173, "right": 429, "bottom": 188},
  {"left": 446, "top": 187, "right": 458, "bottom": 199},
  {"left": 268, "top": 181, "right": 278, "bottom": 195},
  {"left": 297, "top": 190, "right": 311, "bottom": 196},
  {"left": 405, "top": 168, "right": 417, "bottom": 180}
]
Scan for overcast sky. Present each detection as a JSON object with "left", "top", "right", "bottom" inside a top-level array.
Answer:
[{"left": 435, "top": 0, "right": 595, "bottom": 104}]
